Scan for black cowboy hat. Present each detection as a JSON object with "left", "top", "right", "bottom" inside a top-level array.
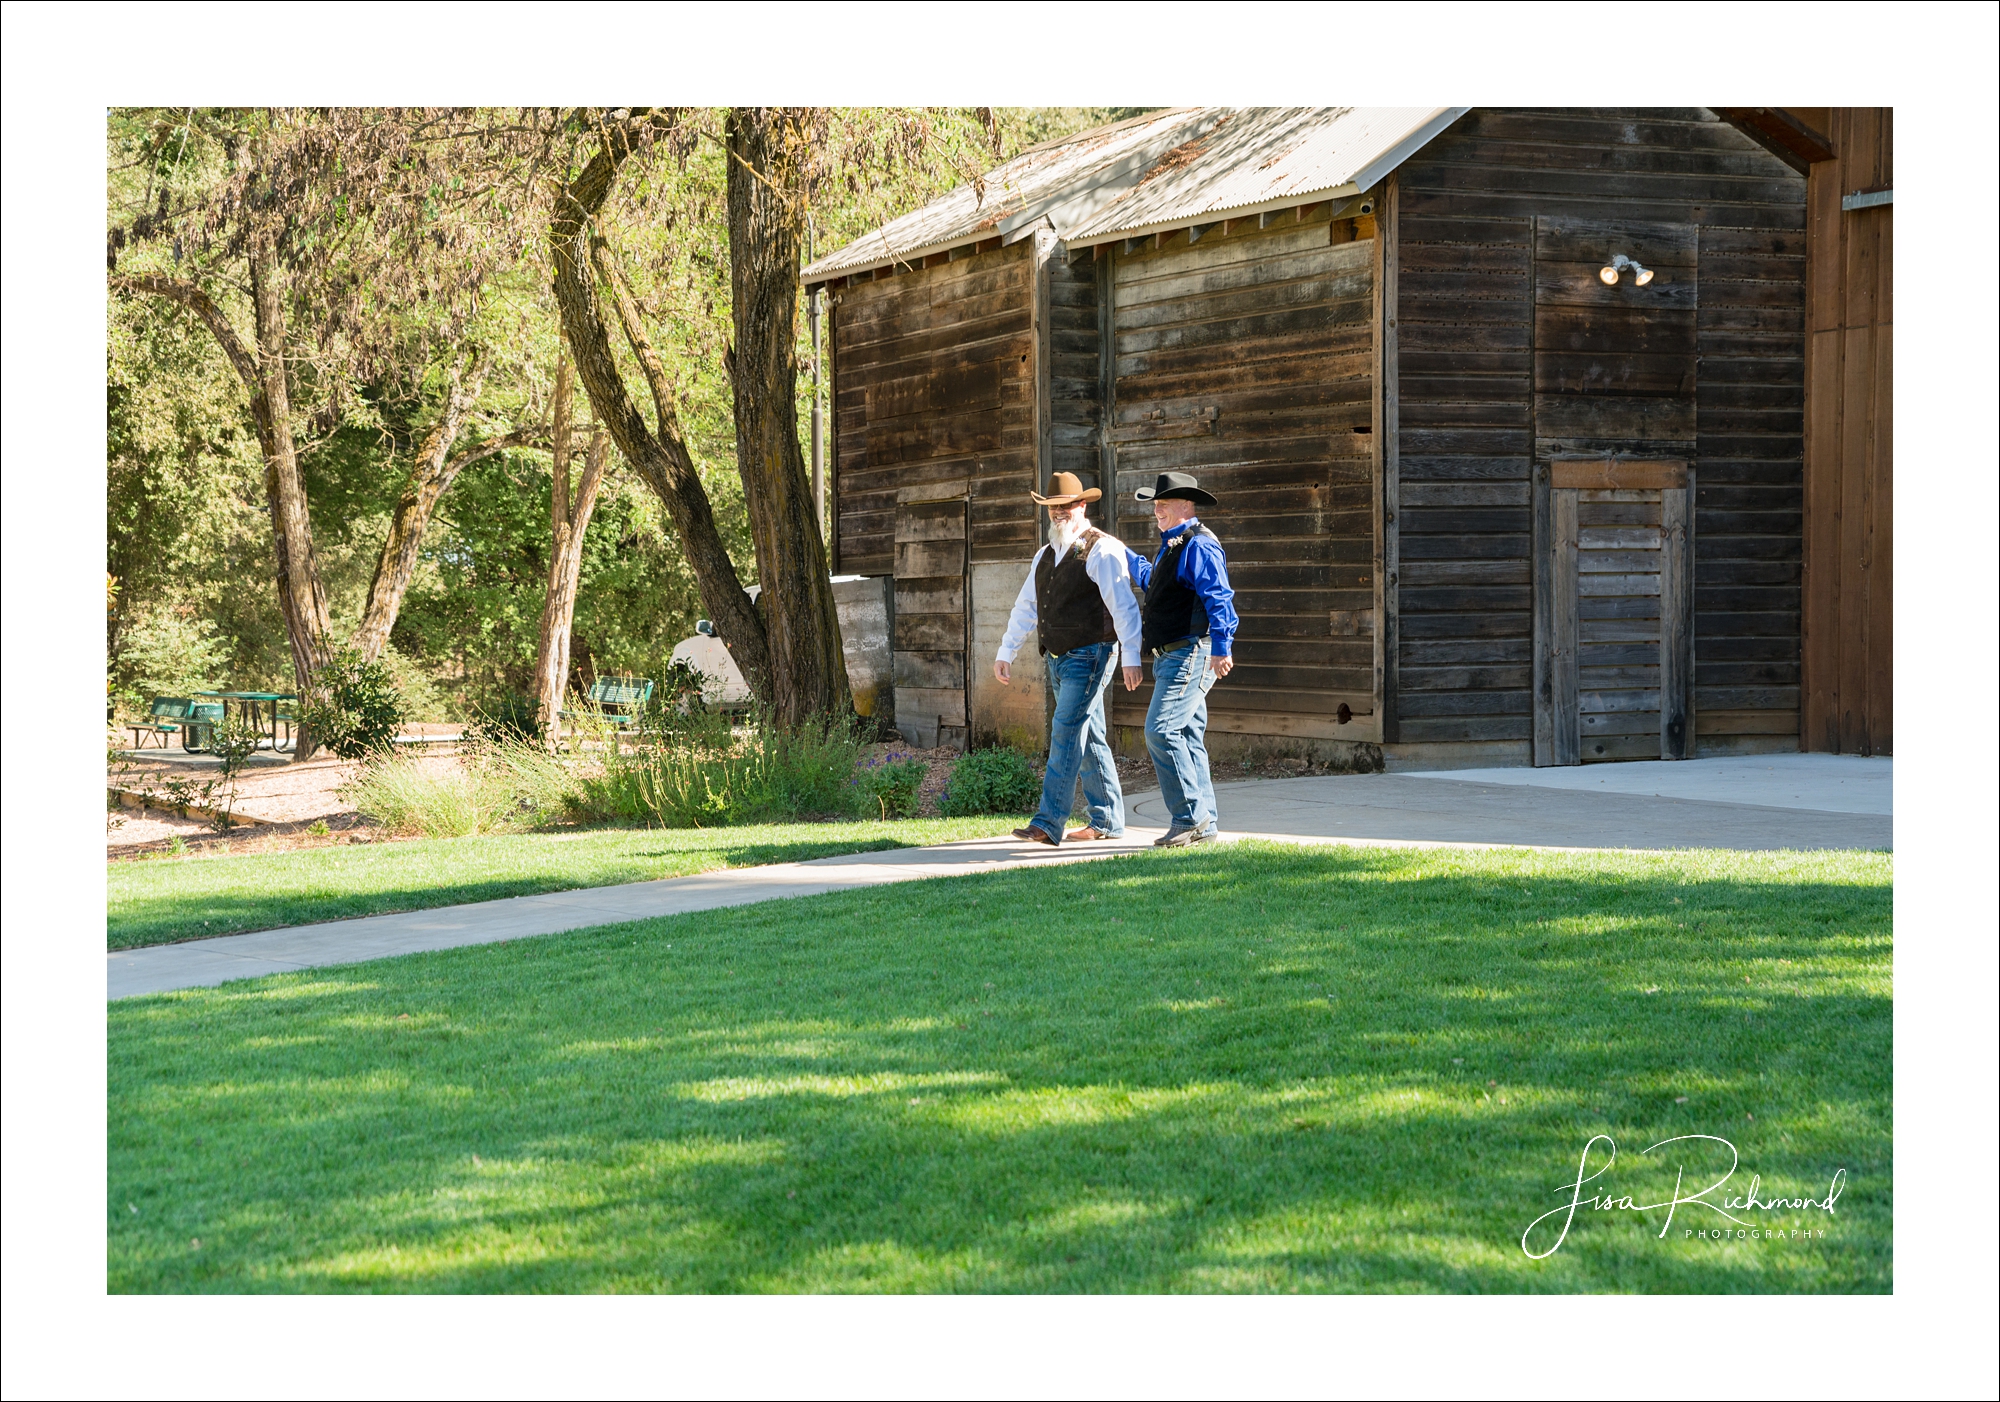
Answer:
[{"left": 1134, "top": 471, "right": 1216, "bottom": 506}]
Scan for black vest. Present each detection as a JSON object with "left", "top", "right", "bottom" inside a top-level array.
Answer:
[
  {"left": 1034, "top": 530, "right": 1117, "bottom": 656},
  {"left": 1141, "top": 524, "right": 1219, "bottom": 653}
]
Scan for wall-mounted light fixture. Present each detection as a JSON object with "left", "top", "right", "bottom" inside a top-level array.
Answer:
[{"left": 1598, "top": 253, "right": 1655, "bottom": 287}]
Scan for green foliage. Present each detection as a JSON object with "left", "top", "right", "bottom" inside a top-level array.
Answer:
[
  {"left": 390, "top": 451, "right": 718, "bottom": 715},
  {"left": 105, "top": 107, "right": 1145, "bottom": 730},
  {"left": 938, "top": 746, "right": 1040, "bottom": 817},
  {"left": 300, "top": 649, "right": 407, "bottom": 758},
  {"left": 110, "top": 606, "right": 232, "bottom": 714},
  {"left": 572, "top": 715, "right": 869, "bottom": 828},
  {"left": 850, "top": 752, "right": 928, "bottom": 820},
  {"left": 342, "top": 739, "right": 576, "bottom": 839},
  {"left": 466, "top": 693, "right": 542, "bottom": 747},
  {"left": 208, "top": 717, "right": 264, "bottom": 780}
]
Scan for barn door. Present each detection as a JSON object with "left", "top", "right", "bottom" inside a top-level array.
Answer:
[{"left": 1533, "top": 458, "right": 1695, "bottom": 765}]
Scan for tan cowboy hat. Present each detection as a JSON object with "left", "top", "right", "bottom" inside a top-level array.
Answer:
[{"left": 1029, "top": 471, "right": 1102, "bottom": 506}]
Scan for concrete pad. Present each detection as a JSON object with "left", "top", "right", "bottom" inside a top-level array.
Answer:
[
  {"left": 1128, "top": 764, "right": 1891, "bottom": 854},
  {"left": 1401, "top": 754, "right": 1891, "bottom": 816},
  {"left": 107, "top": 830, "right": 1164, "bottom": 1001}
]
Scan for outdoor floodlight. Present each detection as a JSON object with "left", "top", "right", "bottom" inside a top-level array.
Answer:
[{"left": 1599, "top": 253, "right": 1654, "bottom": 286}]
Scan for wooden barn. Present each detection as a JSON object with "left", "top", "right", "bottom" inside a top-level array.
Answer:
[{"left": 802, "top": 107, "right": 1891, "bottom": 767}]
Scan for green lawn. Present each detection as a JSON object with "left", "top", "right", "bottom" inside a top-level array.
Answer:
[
  {"left": 107, "top": 818, "right": 1025, "bottom": 949},
  {"left": 108, "top": 842, "right": 1891, "bottom": 1293}
]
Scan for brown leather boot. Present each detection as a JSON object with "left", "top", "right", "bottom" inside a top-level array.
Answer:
[
  {"left": 1065, "top": 825, "right": 1114, "bottom": 841},
  {"left": 1012, "top": 825, "right": 1058, "bottom": 846}
]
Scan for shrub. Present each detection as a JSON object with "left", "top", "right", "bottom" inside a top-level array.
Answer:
[
  {"left": 467, "top": 692, "right": 542, "bottom": 746},
  {"left": 938, "top": 747, "right": 1040, "bottom": 817},
  {"left": 299, "top": 649, "right": 407, "bottom": 758},
  {"left": 343, "top": 740, "right": 581, "bottom": 838},
  {"left": 342, "top": 753, "right": 493, "bottom": 838},
  {"left": 475, "top": 737, "right": 585, "bottom": 827},
  {"left": 112, "top": 605, "right": 231, "bottom": 715},
  {"left": 851, "top": 752, "right": 927, "bottom": 819},
  {"left": 205, "top": 716, "right": 265, "bottom": 831},
  {"left": 755, "top": 717, "right": 868, "bottom": 820},
  {"left": 570, "top": 713, "right": 868, "bottom": 828}
]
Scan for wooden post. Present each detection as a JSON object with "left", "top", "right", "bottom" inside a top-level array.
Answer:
[
  {"left": 809, "top": 288, "right": 825, "bottom": 546},
  {"left": 1532, "top": 464, "right": 1554, "bottom": 766},
  {"left": 1549, "top": 486, "right": 1581, "bottom": 766},
  {"left": 1659, "top": 470, "right": 1697, "bottom": 759},
  {"left": 1373, "top": 175, "right": 1401, "bottom": 744},
  {"left": 1096, "top": 244, "right": 1117, "bottom": 527},
  {"left": 825, "top": 294, "right": 839, "bottom": 574},
  {"left": 1032, "top": 227, "right": 1056, "bottom": 504}
]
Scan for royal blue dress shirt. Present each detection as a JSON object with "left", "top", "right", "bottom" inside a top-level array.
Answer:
[{"left": 1125, "top": 518, "right": 1240, "bottom": 658}]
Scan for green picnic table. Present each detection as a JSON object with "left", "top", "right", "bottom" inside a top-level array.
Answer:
[{"left": 191, "top": 691, "right": 297, "bottom": 752}]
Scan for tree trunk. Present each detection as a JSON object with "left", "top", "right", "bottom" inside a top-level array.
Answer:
[
  {"left": 114, "top": 265, "right": 334, "bottom": 760},
  {"left": 532, "top": 362, "right": 612, "bottom": 739},
  {"left": 349, "top": 353, "right": 490, "bottom": 663},
  {"left": 549, "top": 118, "right": 775, "bottom": 709},
  {"left": 726, "top": 108, "right": 853, "bottom": 729},
  {"left": 249, "top": 248, "right": 334, "bottom": 696}
]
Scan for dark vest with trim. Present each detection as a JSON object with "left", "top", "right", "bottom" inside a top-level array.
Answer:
[
  {"left": 1141, "top": 524, "right": 1219, "bottom": 653},
  {"left": 1033, "top": 530, "right": 1117, "bottom": 657}
]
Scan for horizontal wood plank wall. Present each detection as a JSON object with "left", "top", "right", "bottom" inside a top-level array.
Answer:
[
  {"left": 1802, "top": 108, "right": 1892, "bottom": 755},
  {"left": 1047, "top": 251, "right": 1106, "bottom": 528},
  {"left": 1107, "top": 210, "right": 1378, "bottom": 743},
  {"left": 1394, "top": 108, "right": 1807, "bottom": 759},
  {"left": 831, "top": 243, "right": 1039, "bottom": 576}
]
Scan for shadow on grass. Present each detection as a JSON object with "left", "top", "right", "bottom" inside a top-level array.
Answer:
[
  {"left": 107, "top": 833, "right": 939, "bottom": 949},
  {"left": 109, "top": 844, "right": 1891, "bottom": 1293}
]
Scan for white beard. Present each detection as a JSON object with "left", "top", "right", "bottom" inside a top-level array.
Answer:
[{"left": 1050, "top": 516, "right": 1088, "bottom": 556}]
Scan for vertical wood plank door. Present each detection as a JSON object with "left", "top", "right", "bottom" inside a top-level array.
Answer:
[{"left": 1534, "top": 459, "right": 1694, "bottom": 764}]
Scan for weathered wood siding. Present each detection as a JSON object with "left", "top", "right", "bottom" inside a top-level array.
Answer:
[
  {"left": 1393, "top": 108, "right": 1807, "bottom": 761},
  {"left": 1802, "top": 109, "right": 1892, "bottom": 755},
  {"left": 830, "top": 242, "right": 1039, "bottom": 576},
  {"left": 1106, "top": 209, "right": 1380, "bottom": 744},
  {"left": 830, "top": 241, "right": 1043, "bottom": 745}
]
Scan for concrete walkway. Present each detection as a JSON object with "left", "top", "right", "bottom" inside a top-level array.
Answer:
[
  {"left": 110, "top": 754, "right": 1890, "bottom": 1001},
  {"left": 107, "top": 830, "right": 1165, "bottom": 1000},
  {"left": 1128, "top": 754, "right": 1891, "bottom": 852}
]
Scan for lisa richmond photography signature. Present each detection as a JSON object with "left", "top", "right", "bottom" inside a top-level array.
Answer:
[{"left": 1521, "top": 1134, "right": 1847, "bottom": 1259}]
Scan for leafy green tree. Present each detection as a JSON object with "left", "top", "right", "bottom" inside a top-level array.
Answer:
[{"left": 107, "top": 107, "right": 556, "bottom": 755}]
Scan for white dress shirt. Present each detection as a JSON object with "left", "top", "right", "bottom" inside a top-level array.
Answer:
[{"left": 995, "top": 532, "right": 1144, "bottom": 664}]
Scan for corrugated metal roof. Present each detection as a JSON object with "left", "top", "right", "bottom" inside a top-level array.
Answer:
[
  {"left": 802, "top": 107, "right": 1467, "bottom": 285},
  {"left": 1065, "top": 106, "right": 1465, "bottom": 241},
  {"left": 799, "top": 109, "right": 1215, "bottom": 283}
]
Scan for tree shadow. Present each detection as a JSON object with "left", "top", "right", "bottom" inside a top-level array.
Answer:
[{"left": 108, "top": 844, "right": 1891, "bottom": 1292}]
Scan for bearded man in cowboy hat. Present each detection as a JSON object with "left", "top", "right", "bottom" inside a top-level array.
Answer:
[
  {"left": 1125, "top": 471, "right": 1240, "bottom": 847},
  {"left": 993, "top": 472, "right": 1145, "bottom": 846}
]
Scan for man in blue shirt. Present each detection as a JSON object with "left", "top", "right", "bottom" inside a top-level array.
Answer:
[{"left": 1125, "top": 472, "right": 1239, "bottom": 847}]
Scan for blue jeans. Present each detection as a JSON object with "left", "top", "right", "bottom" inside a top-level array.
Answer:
[
  {"left": 1031, "top": 641, "right": 1125, "bottom": 842},
  {"left": 1146, "top": 639, "right": 1218, "bottom": 831}
]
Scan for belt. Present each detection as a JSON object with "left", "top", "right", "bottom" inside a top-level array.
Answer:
[{"left": 1149, "top": 638, "right": 1196, "bottom": 660}]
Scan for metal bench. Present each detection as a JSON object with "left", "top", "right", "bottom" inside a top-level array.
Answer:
[
  {"left": 129, "top": 697, "right": 193, "bottom": 750},
  {"left": 561, "top": 676, "right": 655, "bottom": 731}
]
